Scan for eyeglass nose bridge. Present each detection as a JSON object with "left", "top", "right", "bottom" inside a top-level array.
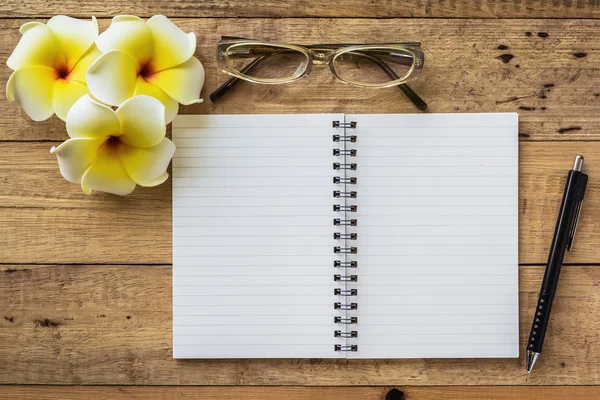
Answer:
[{"left": 308, "top": 48, "right": 335, "bottom": 65}]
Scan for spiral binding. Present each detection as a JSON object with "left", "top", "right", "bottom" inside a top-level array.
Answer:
[
  {"left": 333, "top": 149, "right": 357, "bottom": 156},
  {"left": 334, "top": 345, "right": 358, "bottom": 351},
  {"left": 334, "top": 260, "right": 357, "bottom": 268},
  {"left": 333, "top": 190, "right": 357, "bottom": 198},
  {"left": 333, "top": 233, "right": 357, "bottom": 240},
  {"left": 334, "top": 316, "right": 358, "bottom": 324},
  {"left": 333, "top": 177, "right": 357, "bottom": 184},
  {"left": 333, "top": 218, "right": 357, "bottom": 226},
  {"left": 333, "top": 119, "right": 358, "bottom": 353},
  {"left": 334, "top": 274, "right": 358, "bottom": 282},
  {"left": 334, "top": 302, "right": 358, "bottom": 310},
  {"left": 333, "top": 205, "right": 357, "bottom": 212},
  {"left": 334, "top": 288, "right": 357, "bottom": 296},
  {"left": 333, "top": 163, "right": 357, "bottom": 170},
  {"left": 335, "top": 330, "right": 358, "bottom": 338}
]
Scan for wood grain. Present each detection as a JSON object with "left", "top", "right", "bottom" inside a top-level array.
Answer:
[
  {"left": 1, "top": 141, "right": 598, "bottom": 264},
  {"left": 1, "top": 4, "right": 600, "bottom": 393},
  {"left": 3, "top": 385, "right": 600, "bottom": 399},
  {"left": 1, "top": 264, "right": 599, "bottom": 385},
  {"left": 1, "top": 0, "right": 600, "bottom": 19},
  {"left": 2, "top": 18, "right": 600, "bottom": 141}
]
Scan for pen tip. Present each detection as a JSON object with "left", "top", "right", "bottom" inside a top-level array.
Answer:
[{"left": 526, "top": 373, "right": 529, "bottom": 383}]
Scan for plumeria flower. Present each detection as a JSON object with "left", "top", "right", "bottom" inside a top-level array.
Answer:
[
  {"left": 50, "top": 94, "right": 175, "bottom": 196},
  {"left": 6, "top": 16, "right": 100, "bottom": 121},
  {"left": 87, "top": 15, "right": 204, "bottom": 124}
]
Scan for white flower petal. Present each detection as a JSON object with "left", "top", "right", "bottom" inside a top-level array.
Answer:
[
  {"left": 66, "top": 94, "right": 121, "bottom": 139},
  {"left": 147, "top": 15, "right": 196, "bottom": 72},
  {"left": 95, "top": 15, "right": 153, "bottom": 65},
  {"left": 133, "top": 77, "right": 179, "bottom": 124},
  {"left": 7, "top": 22, "right": 65, "bottom": 70},
  {"left": 6, "top": 66, "right": 56, "bottom": 121},
  {"left": 47, "top": 16, "right": 98, "bottom": 70},
  {"left": 86, "top": 50, "right": 138, "bottom": 106},
  {"left": 148, "top": 56, "right": 204, "bottom": 105},
  {"left": 53, "top": 80, "right": 89, "bottom": 121},
  {"left": 50, "top": 137, "right": 104, "bottom": 183},
  {"left": 81, "top": 147, "right": 136, "bottom": 196},
  {"left": 67, "top": 45, "right": 102, "bottom": 84},
  {"left": 115, "top": 95, "right": 166, "bottom": 148},
  {"left": 119, "top": 138, "right": 175, "bottom": 186},
  {"left": 140, "top": 172, "right": 169, "bottom": 187}
]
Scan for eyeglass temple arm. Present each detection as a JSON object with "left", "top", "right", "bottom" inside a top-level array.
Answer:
[
  {"left": 210, "top": 51, "right": 427, "bottom": 111},
  {"left": 398, "top": 84, "right": 427, "bottom": 111},
  {"left": 210, "top": 56, "right": 265, "bottom": 102},
  {"left": 353, "top": 51, "right": 427, "bottom": 111}
]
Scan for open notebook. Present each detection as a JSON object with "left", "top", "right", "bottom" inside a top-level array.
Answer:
[{"left": 172, "top": 113, "right": 519, "bottom": 359}]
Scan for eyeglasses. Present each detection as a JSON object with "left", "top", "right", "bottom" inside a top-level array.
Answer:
[{"left": 210, "top": 37, "right": 427, "bottom": 111}]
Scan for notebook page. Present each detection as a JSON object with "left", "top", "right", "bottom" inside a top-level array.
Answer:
[
  {"left": 347, "top": 113, "right": 519, "bottom": 358},
  {"left": 172, "top": 114, "right": 346, "bottom": 358}
]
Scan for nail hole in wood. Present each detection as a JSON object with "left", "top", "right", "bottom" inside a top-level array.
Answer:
[{"left": 385, "top": 388, "right": 405, "bottom": 400}]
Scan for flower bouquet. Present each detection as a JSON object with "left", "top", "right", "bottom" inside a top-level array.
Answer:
[{"left": 7, "top": 15, "right": 204, "bottom": 195}]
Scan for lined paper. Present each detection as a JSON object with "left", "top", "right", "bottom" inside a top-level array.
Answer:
[
  {"left": 172, "top": 114, "right": 345, "bottom": 358},
  {"left": 346, "top": 113, "right": 519, "bottom": 358},
  {"left": 172, "top": 113, "right": 519, "bottom": 359}
]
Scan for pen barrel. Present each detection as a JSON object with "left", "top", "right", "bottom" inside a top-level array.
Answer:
[
  {"left": 527, "top": 293, "right": 553, "bottom": 353},
  {"left": 527, "top": 169, "right": 587, "bottom": 354}
]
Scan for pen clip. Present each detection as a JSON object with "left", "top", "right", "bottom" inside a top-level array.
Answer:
[
  {"left": 567, "top": 166, "right": 589, "bottom": 251},
  {"left": 567, "top": 199, "right": 583, "bottom": 251}
]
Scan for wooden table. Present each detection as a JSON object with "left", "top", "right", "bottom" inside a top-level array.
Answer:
[{"left": 2, "top": 2, "right": 600, "bottom": 399}]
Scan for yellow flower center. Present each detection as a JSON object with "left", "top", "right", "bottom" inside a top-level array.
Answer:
[
  {"left": 56, "top": 64, "right": 71, "bottom": 80},
  {"left": 106, "top": 135, "right": 121, "bottom": 147},
  {"left": 100, "top": 135, "right": 123, "bottom": 154},
  {"left": 138, "top": 62, "right": 156, "bottom": 80}
]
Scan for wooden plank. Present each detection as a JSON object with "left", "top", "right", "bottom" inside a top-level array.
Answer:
[
  {"left": 1, "top": 264, "right": 599, "bottom": 385},
  {"left": 2, "top": 385, "right": 600, "bottom": 399},
  {"left": 1, "top": 141, "right": 598, "bottom": 264},
  {"left": 1, "top": 0, "right": 600, "bottom": 19},
  {"left": 2, "top": 18, "right": 600, "bottom": 141}
]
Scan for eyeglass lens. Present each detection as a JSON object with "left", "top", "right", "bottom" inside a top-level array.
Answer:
[
  {"left": 333, "top": 49, "right": 415, "bottom": 85},
  {"left": 226, "top": 44, "right": 309, "bottom": 80}
]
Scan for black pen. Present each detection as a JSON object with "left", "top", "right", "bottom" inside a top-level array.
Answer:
[{"left": 526, "top": 155, "right": 588, "bottom": 381}]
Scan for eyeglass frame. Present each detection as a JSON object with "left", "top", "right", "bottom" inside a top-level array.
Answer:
[{"left": 210, "top": 36, "right": 427, "bottom": 111}]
